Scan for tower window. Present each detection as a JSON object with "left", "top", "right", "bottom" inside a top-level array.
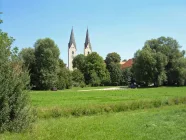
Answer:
[
  {"left": 72, "top": 51, "right": 75, "bottom": 59},
  {"left": 88, "top": 52, "right": 90, "bottom": 54}
]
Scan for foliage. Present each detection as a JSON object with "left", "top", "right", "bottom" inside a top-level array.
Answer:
[
  {"left": 0, "top": 29, "right": 33, "bottom": 132},
  {"left": 72, "top": 54, "right": 86, "bottom": 73},
  {"left": 105, "top": 52, "right": 122, "bottom": 85},
  {"left": 121, "top": 68, "right": 132, "bottom": 85},
  {"left": 107, "top": 63, "right": 122, "bottom": 85},
  {"left": 101, "top": 69, "right": 111, "bottom": 86},
  {"left": 84, "top": 52, "right": 110, "bottom": 86},
  {"left": 34, "top": 38, "right": 60, "bottom": 90},
  {"left": 132, "top": 37, "right": 186, "bottom": 86},
  {"left": 89, "top": 70, "right": 101, "bottom": 86},
  {"left": 105, "top": 52, "right": 121, "bottom": 65},
  {"left": 19, "top": 48, "right": 36, "bottom": 88},
  {"left": 72, "top": 69, "right": 85, "bottom": 87},
  {"left": 57, "top": 59, "right": 72, "bottom": 89}
]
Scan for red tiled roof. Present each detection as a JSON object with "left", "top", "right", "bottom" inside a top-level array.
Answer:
[{"left": 121, "top": 59, "right": 133, "bottom": 69}]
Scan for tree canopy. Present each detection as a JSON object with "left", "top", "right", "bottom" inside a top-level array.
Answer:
[
  {"left": 132, "top": 36, "right": 186, "bottom": 86},
  {"left": 105, "top": 52, "right": 122, "bottom": 85},
  {"left": 34, "top": 38, "right": 60, "bottom": 90}
]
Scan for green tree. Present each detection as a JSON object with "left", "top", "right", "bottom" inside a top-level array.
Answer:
[
  {"left": 132, "top": 47, "right": 157, "bottom": 86},
  {"left": 84, "top": 52, "right": 110, "bottom": 86},
  {"left": 34, "top": 38, "right": 60, "bottom": 90},
  {"left": 89, "top": 70, "right": 101, "bottom": 86},
  {"left": 107, "top": 63, "right": 122, "bottom": 85},
  {"left": 144, "top": 36, "right": 185, "bottom": 86},
  {"left": 72, "top": 54, "right": 86, "bottom": 73},
  {"left": 72, "top": 69, "right": 85, "bottom": 87},
  {"left": 105, "top": 52, "right": 122, "bottom": 85},
  {"left": 19, "top": 48, "right": 36, "bottom": 88},
  {"left": 57, "top": 59, "right": 72, "bottom": 89},
  {"left": 121, "top": 68, "right": 132, "bottom": 86},
  {"left": 0, "top": 29, "right": 33, "bottom": 132},
  {"left": 101, "top": 69, "right": 111, "bottom": 86},
  {"left": 105, "top": 52, "right": 121, "bottom": 65}
]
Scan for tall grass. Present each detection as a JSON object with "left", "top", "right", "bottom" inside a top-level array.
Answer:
[{"left": 36, "top": 96, "right": 186, "bottom": 118}]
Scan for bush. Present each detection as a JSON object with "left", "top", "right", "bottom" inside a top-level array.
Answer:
[
  {"left": 0, "top": 30, "right": 33, "bottom": 132},
  {"left": 0, "top": 60, "right": 33, "bottom": 132}
]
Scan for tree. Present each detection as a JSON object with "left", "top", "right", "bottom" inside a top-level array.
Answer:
[
  {"left": 144, "top": 37, "right": 185, "bottom": 86},
  {"left": 0, "top": 28, "right": 33, "bottom": 132},
  {"left": 57, "top": 59, "right": 72, "bottom": 89},
  {"left": 132, "top": 36, "right": 186, "bottom": 87},
  {"left": 72, "top": 69, "right": 85, "bottom": 87},
  {"left": 105, "top": 52, "right": 122, "bottom": 85},
  {"left": 105, "top": 52, "right": 121, "bottom": 65},
  {"left": 101, "top": 69, "right": 111, "bottom": 86},
  {"left": 107, "top": 63, "right": 122, "bottom": 85},
  {"left": 121, "top": 68, "right": 132, "bottom": 86},
  {"left": 72, "top": 54, "right": 86, "bottom": 73},
  {"left": 34, "top": 38, "right": 60, "bottom": 90},
  {"left": 19, "top": 48, "right": 36, "bottom": 88},
  {"left": 132, "top": 47, "right": 157, "bottom": 86},
  {"left": 89, "top": 70, "right": 101, "bottom": 86},
  {"left": 84, "top": 52, "right": 110, "bottom": 86}
]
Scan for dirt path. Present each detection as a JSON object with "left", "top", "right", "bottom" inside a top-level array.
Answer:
[{"left": 78, "top": 87, "right": 127, "bottom": 92}]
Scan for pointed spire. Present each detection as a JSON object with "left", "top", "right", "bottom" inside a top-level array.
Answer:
[
  {"left": 85, "top": 28, "right": 91, "bottom": 50},
  {"left": 69, "top": 27, "right": 76, "bottom": 48}
]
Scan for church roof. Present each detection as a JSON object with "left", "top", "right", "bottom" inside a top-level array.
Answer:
[
  {"left": 84, "top": 28, "right": 92, "bottom": 50},
  {"left": 121, "top": 59, "right": 133, "bottom": 69},
  {"left": 69, "top": 28, "right": 76, "bottom": 48}
]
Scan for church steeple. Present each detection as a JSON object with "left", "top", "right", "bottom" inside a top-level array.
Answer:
[
  {"left": 69, "top": 27, "right": 76, "bottom": 48},
  {"left": 68, "top": 27, "right": 77, "bottom": 71},
  {"left": 84, "top": 28, "right": 91, "bottom": 50},
  {"left": 84, "top": 28, "right": 92, "bottom": 56}
]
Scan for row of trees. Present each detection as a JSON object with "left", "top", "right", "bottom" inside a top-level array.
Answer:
[
  {"left": 20, "top": 36, "right": 186, "bottom": 89},
  {"left": 72, "top": 37, "right": 186, "bottom": 87},
  {"left": 19, "top": 38, "right": 73, "bottom": 90},
  {"left": 72, "top": 52, "right": 131, "bottom": 86},
  {"left": 19, "top": 39, "right": 130, "bottom": 89}
]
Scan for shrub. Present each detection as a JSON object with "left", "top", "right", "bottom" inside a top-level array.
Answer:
[
  {"left": 0, "top": 30, "right": 33, "bottom": 132},
  {"left": 0, "top": 59, "right": 33, "bottom": 132}
]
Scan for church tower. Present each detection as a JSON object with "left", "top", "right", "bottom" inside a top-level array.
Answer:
[
  {"left": 84, "top": 28, "right": 92, "bottom": 56},
  {"left": 68, "top": 28, "right": 77, "bottom": 70}
]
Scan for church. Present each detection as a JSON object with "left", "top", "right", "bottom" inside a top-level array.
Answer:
[{"left": 68, "top": 28, "right": 92, "bottom": 70}]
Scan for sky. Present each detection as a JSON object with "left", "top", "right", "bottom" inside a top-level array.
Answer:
[{"left": 1, "top": 0, "right": 186, "bottom": 64}]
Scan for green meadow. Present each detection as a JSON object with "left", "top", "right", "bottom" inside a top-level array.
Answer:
[
  {"left": 1, "top": 87, "right": 186, "bottom": 140},
  {"left": 31, "top": 87, "right": 186, "bottom": 107}
]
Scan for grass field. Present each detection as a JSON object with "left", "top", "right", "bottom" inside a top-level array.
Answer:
[
  {"left": 31, "top": 87, "right": 186, "bottom": 107},
  {"left": 1, "top": 87, "right": 186, "bottom": 140},
  {"left": 30, "top": 87, "right": 186, "bottom": 118},
  {"left": 1, "top": 105, "right": 186, "bottom": 140}
]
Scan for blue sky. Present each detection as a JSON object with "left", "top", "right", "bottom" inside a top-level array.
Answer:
[{"left": 1, "top": 0, "right": 186, "bottom": 64}]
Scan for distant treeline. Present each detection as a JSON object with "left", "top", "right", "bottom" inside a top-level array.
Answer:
[{"left": 18, "top": 37, "right": 186, "bottom": 90}]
